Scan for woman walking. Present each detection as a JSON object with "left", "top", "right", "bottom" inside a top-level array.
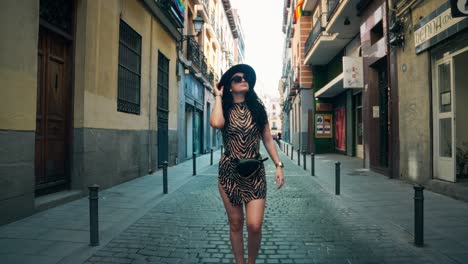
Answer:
[{"left": 210, "top": 64, "right": 285, "bottom": 264}]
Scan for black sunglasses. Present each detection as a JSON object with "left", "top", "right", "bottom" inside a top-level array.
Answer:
[{"left": 230, "top": 75, "right": 248, "bottom": 83}]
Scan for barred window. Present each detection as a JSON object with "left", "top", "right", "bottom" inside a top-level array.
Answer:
[
  {"left": 118, "top": 20, "right": 142, "bottom": 114},
  {"left": 157, "top": 51, "right": 170, "bottom": 111}
]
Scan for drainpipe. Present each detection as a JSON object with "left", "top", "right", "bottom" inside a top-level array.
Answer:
[{"left": 148, "top": 18, "right": 153, "bottom": 174}]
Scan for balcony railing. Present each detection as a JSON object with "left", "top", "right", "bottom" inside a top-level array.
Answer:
[
  {"left": 208, "top": 67, "right": 214, "bottom": 84},
  {"left": 154, "top": 0, "right": 185, "bottom": 28},
  {"left": 305, "top": 18, "right": 324, "bottom": 55},
  {"left": 186, "top": 36, "right": 212, "bottom": 83},
  {"left": 201, "top": 55, "right": 208, "bottom": 77},
  {"left": 187, "top": 36, "right": 201, "bottom": 68},
  {"left": 327, "top": 0, "right": 340, "bottom": 21}
]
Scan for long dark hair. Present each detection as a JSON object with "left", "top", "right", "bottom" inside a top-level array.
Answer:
[{"left": 222, "top": 82, "right": 268, "bottom": 134}]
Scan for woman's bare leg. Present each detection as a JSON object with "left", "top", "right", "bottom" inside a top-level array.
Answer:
[
  {"left": 218, "top": 182, "right": 245, "bottom": 264},
  {"left": 245, "top": 199, "right": 266, "bottom": 264}
]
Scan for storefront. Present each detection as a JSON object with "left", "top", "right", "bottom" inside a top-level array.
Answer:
[
  {"left": 183, "top": 75, "right": 205, "bottom": 159},
  {"left": 311, "top": 37, "right": 363, "bottom": 157},
  {"left": 396, "top": 0, "right": 468, "bottom": 190}
]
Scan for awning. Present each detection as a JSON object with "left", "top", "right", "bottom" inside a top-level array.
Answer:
[{"left": 314, "top": 72, "right": 344, "bottom": 98}]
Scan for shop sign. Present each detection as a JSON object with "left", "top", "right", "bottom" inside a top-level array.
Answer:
[
  {"left": 450, "top": 0, "right": 468, "bottom": 17},
  {"left": 316, "top": 103, "right": 332, "bottom": 112},
  {"left": 315, "top": 114, "right": 332, "bottom": 138},
  {"left": 343, "top": 57, "right": 364, "bottom": 88},
  {"left": 414, "top": 2, "right": 468, "bottom": 54}
]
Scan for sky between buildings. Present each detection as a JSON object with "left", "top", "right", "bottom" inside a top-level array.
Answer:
[{"left": 230, "top": 0, "right": 284, "bottom": 99}]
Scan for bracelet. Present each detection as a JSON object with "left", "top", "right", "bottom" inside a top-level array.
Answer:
[{"left": 215, "top": 94, "right": 222, "bottom": 97}]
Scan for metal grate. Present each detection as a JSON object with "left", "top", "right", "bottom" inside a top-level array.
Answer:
[{"left": 118, "top": 20, "right": 142, "bottom": 115}]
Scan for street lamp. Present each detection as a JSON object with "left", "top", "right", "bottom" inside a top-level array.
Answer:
[
  {"left": 178, "top": 15, "right": 204, "bottom": 51},
  {"left": 192, "top": 15, "right": 204, "bottom": 35}
]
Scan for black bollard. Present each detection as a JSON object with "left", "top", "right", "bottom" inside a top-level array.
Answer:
[
  {"left": 88, "top": 184, "right": 100, "bottom": 246},
  {"left": 286, "top": 145, "right": 289, "bottom": 156},
  {"left": 163, "top": 161, "right": 168, "bottom": 194},
  {"left": 414, "top": 186, "right": 424, "bottom": 247},
  {"left": 193, "top": 152, "right": 197, "bottom": 176},
  {"left": 210, "top": 149, "right": 213, "bottom": 165},
  {"left": 297, "top": 149, "right": 300, "bottom": 166},
  {"left": 291, "top": 146, "right": 294, "bottom": 160},
  {"left": 335, "top": 162, "right": 341, "bottom": 195},
  {"left": 303, "top": 152, "right": 306, "bottom": 170},
  {"left": 311, "top": 153, "right": 315, "bottom": 176}
]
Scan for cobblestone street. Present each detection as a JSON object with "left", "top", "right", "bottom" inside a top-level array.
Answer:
[{"left": 82, "top": 149, "right": 453, "bottom": 264}]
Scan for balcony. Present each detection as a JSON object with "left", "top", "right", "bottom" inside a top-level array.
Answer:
[
  {"left": 154, "top": 0, "right": 184, "bottom": 28},
  {"left": 304, "top": 13, "right": 349, "bottom": 65},
  {"left": 201, "top": 55, "right": 208, "bottom": 77},
  {"left": 208, "top": 66, "right": 214, "bottom": 84},
  {"left": 325, "top": 0, "right": 361, "bottom": 39},
  {"left": 327, "top": 0, "right": 340, "bottom": 20},
  {"left": 303, "top": 0, "right": 318, "bottom": 11},
  {"left": 304, "top": 19, "right": 324, "bottom": 56},
  {"left": 187, "top": 36, "right": 201, "bottom": 68},
  {"left": 186, "top": 36, "right": 212, "bottom": 84}
]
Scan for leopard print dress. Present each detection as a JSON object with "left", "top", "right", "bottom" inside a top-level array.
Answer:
[{"left": 218, "top": 101, "right": 267, "bottom": 205}]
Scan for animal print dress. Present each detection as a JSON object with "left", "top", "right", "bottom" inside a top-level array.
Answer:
[{"left": 218, "top": 101, "right": 267, "bottom": 205}]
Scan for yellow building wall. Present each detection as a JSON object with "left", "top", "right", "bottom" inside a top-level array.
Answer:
[
  {"left": 74, "top": 0, "right": 178, "bottom": 131},
  {"left": 0, "top": 0, "right": 39, "bottom": 131},
  {"left": 397, "top": 0, "right": 445, "bottom": 182}
]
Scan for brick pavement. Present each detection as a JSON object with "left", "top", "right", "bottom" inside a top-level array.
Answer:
[{"left": 82, "top": 146, "right": 456, "bottom": 264}]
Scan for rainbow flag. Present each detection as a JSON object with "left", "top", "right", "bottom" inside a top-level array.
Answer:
[
  {"left": 294, "top": 0, "right": 304, "bottom": 22},
  {"left": 175, "top": 0, "right": 186, "bottom": 18}
]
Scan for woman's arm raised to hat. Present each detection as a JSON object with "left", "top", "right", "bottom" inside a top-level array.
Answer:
[{"left": 210, "top": 83, "right": 225, "bottom": 129}]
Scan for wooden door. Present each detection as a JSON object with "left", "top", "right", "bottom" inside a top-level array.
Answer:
[{"left": 35, "top": 27, "right": 71, "bottom": 194}]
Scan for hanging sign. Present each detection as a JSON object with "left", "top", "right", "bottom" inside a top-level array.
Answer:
[{"left": 343, "top": 56, "right": 364, "bottom": 88}]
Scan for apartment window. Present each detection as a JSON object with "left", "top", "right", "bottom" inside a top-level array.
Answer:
[
  {"left": 157, "top": 52, "right": 170, "bottom": 111},
  {"left": 118, "top": 20, "right": 142, "bottom": 114},
  {"left": 370, "top": 20, "right": 384, "bottom": 45}
]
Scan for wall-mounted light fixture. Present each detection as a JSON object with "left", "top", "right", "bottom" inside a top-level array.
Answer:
[{"left": 344, "top": 17, "right": 350, "bottom": 25}]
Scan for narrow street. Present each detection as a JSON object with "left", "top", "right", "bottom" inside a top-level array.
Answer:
[{"left": 79, "top": 147, "right": 460, "bottom": 264}]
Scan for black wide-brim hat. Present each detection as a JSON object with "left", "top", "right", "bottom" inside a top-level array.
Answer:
[{"left": 218, "top": 64, "right": 256, "bottom": 90}]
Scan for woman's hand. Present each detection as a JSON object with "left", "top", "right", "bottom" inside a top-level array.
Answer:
[
  {"left": 214, "top": 83, "right": 224, "bottom": 97},
  {"left": 274, "top": 167, "right": 284, "bottom": 190}
]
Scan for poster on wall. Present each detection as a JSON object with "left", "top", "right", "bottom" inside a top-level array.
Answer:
[
  {"left": 315, "top": 114, "right": 332, "bottom": 138},
  {"left": 335, "top": 107, "right": 346, "bottom": 151}
]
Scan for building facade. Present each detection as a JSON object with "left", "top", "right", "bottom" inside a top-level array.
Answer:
[
  {"left": 1, "top": 0, "right": 183, "bottom": 224},
  {"left": 233, "top": 9, "right": 246, "bottom": 64},
  {"left": 393, "top": 0, "right": 468, "bottom": 198},
  {"left": 262, "top": 95, "right": 283, "bottom": 139},
  {"left": 177, "top": 0, "right": 238, "bottom": 162},
  {"left": 280, "top": 0, "right": 314, "bottom": 153},
  {"left": 280, "top": 0, "right": 398, "bottom": 178}
]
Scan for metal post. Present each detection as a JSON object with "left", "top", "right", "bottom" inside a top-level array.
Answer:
[
  {"left": 163, "top": 161, "right": 168, "bottom": 194},
  {"left": 414, "top": 186, "right": 424, "bottom": 247},
  {"left": 297, "top": 149, "right": 300, "bottom": 166},
  {"left": 311, "top": 153, "right": 315, "bottom": 176},
  {"left": 88, "top": 184, "right": 100, "bottom": 246},
  {"left": 335, "top": 162, "right": 341, "bottom": 195},
  {"left": 210, "top": 149, "right": 213, "bottom": 165},
  {"left": 193, "top": 152, "right": 197, "bottom": 176},
  {"left": 286, "top": 145, "right": 289, "bottom": 156},
  {"left": 303, "top": 152, "right": 306, "bottom": 170},
  {"left": 291, "top": 146, "right": 294, "bottom": 160}
]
